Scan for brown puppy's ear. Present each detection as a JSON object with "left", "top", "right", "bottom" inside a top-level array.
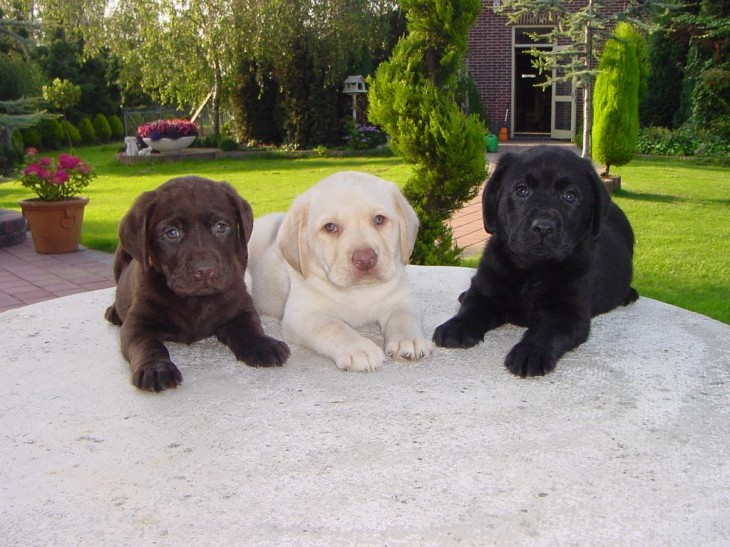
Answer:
[
  {"left": 219, "top": 181, "right": 254, "bottom": 265},
  {"left": 119, "top": 190, "right": 158, "bottom": 271},
  {"left": 391, "top": 187, "right": 419, "bottom": 263},
  {"left": 277, "top": 198, "right": 310, "bottom": 278},
  {"left": 482, "top": 152, "right": 516, "bottom": 234},
  {"left": 585, "top": 165, "right": 611, "bottom": 238}
]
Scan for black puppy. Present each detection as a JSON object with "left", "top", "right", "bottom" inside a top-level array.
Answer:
[{"left": 433, "top": 146, "right": 638, "bottom": 377}]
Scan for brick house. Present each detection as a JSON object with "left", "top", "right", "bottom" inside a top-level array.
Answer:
[{"left": 467, "top": 0, "right": 625, "bottom": 140}]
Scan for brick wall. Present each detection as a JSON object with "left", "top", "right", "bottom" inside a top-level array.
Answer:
[{"left": 468, "top": 0, "right": 626, "bottom": 137}]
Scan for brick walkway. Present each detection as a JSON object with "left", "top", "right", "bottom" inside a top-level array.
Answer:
[
  {"left": 0, "top": 237, "right": 114, "bottom": 313},
  {"left": 0, "top": 139, "right": 578, "bottom": 313}
]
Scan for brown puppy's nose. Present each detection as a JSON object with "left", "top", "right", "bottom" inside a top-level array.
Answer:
[
  {"left": 352, "top": 248, "right": 377, "bottom": 271},
  {"left": 193, "top": 266, "right": 217, "bottom": 281}
]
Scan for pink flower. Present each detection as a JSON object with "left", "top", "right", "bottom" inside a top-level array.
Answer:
[
  {"left": 58, "top": 154, "right": 80, "bottom": 170},
  {"left": 39, "top": 157, "right": 52, "bottom": 166},
  {"left": 23, "top": 164, "right": 41, "bottom": 176},
  {"left": 51, "top": 170, "right": 69, "bottom": 185},
  {"left": 37, "top": 169, "right": 51, "bottom": 180},
  {"left": 77, "top": 163, "right": 90, "bottom": 174},
  {"left": 25, "top": 147, "right": 39, "bottom": 156}
]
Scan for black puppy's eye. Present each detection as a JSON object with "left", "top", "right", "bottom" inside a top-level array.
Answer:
[
  {"left": 373, "top": 214, "right": 386, "bottom": 226},
  {"left": 563, "top": 190, "right": 577, "bottom": 203},
  {"left": 324, "top": 222, "right": 338, "bottom": 233},
  {"left": 213, "top": 222, "right": 229, "bottom": 234},
  {"left": 164, "top": 228, "right": 181, "bottom": 240},
  {"left": 515, "top": 184, "right": 530, "bottom": 198}
]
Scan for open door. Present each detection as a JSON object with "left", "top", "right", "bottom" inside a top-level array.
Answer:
[{"left": 550, "top": 48, "right": 575, "bottom": 139}]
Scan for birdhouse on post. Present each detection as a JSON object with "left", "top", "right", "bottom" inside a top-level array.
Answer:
[{"left": 343, "top": 75, "right": 367, "bottom": 121}]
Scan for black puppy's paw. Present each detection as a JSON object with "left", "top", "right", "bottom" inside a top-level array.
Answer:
[
  {"left": 433, "top": 317, "right": 485, "bottom": 348},
  {"left": 105, "top": 305, "right": 122, "bottom": 325},
  {"left": 235, "top": 336, "right": 291, "bottom": 367},
  {"left": 623, "top": 287, "right": 639, "bottom": 306},
  {"left": 505, "top": 341, "right": 557, "bottom": 377},
  {"left": 132, "top": 360, "right": 183, "bottom": 392}
]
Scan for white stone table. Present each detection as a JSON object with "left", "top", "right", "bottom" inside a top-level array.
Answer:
[{"left": 1, "top": 266, "right": 728, "bottom": 545}]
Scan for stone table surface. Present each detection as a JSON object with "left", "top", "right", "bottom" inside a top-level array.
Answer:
[{"left": 1, "top": 266, "right": 728, "bottom": 546}]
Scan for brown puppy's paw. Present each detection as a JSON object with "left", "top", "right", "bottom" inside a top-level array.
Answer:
[
  {"left": 105, "top": 305, "right": 123, "bottom": 326},
  {"left": 235, "top": 336, "right": 290, "bottom": 367},
  {"left": 504, "top": 342, "right": 557, "bottom": 378},
  {"left": 132, "top": 360, "right": 183, "bottom": 392}
]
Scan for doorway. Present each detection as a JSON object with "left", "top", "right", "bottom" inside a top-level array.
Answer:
[{"left": 513, "top": 47, "right": 551, "bottom": 135}]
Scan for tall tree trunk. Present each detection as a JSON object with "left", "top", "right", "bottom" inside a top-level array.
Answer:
[
  {"left": 212, "top": 60, "right": 222, "bottom": 136},
  {"left": 581, "top": 2, "right": 593, "bottom": 159}
]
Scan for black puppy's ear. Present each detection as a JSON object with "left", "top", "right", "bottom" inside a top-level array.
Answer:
[
  {"left": 220, "top": 182, "right": 254, "bottom": 264},
  {"left": 119, "top": 190, "right": 157, "bottom": 271},
  {"left": 482, "top": 152, "right": 516, "bottom": 234},
  {"left": 586, "top": 165, "right": 611, "bottom": 238}
]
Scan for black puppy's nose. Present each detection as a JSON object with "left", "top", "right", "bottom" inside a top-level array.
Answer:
[{"left": 531, "top": 219, "right": 556, "bottom": 237}]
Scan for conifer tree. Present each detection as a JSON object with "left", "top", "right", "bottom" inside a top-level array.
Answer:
[
  {"left": 592, "top": 23, "right": 644, "bottom": 176},
  {"left": 368, "top": 0, "right": 486, "bottom": 265}
]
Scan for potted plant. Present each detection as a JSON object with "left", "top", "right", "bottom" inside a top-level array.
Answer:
[
  {"left": 18, "top": 149, "right": 97, "bottom": 254},
  {"left": 137, "top": 118, "right": 198, "bottom": 153}
]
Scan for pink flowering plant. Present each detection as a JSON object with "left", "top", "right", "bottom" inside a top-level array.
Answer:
[
  {"left": 20, "top": 150, "right": 97, "bottom": 201},
  {"left": 137, "top": 118, "right": 198, "bottom": 141}
]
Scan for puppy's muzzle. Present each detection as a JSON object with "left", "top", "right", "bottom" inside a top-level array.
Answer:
[{"left": 352, "top": 248, "right": 378, "bottom": 272}]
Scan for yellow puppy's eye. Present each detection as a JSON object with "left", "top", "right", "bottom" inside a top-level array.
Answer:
[
  {"left": 323, "top": 222, "right": 338, "bottom": 233},
  {"left": 373, "top": 215, "right": 386, "bottom": 225}
]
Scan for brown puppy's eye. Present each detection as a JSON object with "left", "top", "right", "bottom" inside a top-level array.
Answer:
[
  {"left": 213, "top": 222, "right": 229, "bottom": 234},
  {"left": 164, "top": 228, "right": 181, "bottom": 240},
  {"left": 563, "top": 191, "right": 577, "bottom": 203},
  {"left": 373, "top": 215, "right": 386, "bottom": 226},
  {"left": 323, "top": 222, "right": 338, "bottom": 233},
  {"left": 515, "top": 185, "right": 529, "bottom": 198}
]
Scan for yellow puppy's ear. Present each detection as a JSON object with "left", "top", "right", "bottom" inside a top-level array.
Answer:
[
  {"left": 277, "top": 199, "right": 310, "bottom": 278},
  {"left": 391, "top": 188, "right": 419, "bottom": 263}
]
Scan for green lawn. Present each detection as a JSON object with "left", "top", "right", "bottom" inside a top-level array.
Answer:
[
  {"left": 1, "top": 146, "right": 728, "bottom": 324},
  {"left": 1, "top": 145, "right": 413, "bottom": 252},
  {"left": 612, "top": 158, "right": 730, "bottom": 325}
]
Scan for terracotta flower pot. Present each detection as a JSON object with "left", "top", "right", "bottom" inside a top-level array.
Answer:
[{"left": 19, "top": 197, "right": 89, "bottom": 254}]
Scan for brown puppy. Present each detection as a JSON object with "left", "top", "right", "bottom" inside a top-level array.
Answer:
[{"left": 105, "top": 176, "right": 290, "bottom": 392}]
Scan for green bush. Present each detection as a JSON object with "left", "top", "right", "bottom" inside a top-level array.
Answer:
[
  {"left": 592, "top": 23, "right": 643, "bottom": 175},
  {"left": 21, "top": 127, "right": 42, "bottom": 149},
  {"left": 11, "top": 129, "right": 24, "bottom": 150},
  {"left": 0, "top": 131, "right": 24, "bottom": 176},
  {"left": 108, "top": 114, "right": 125, "bottom": 140},
  {"left": 368, "top": 0, "right": 486, "bottom": 265},
  {"left": 636, "top": 126, "right": 730, "bottom": 158},
  {"left": 39, "top": 117, "right": 65, "bottom": 150},
  {"left": 62, "top": 120, "right": 82, "bottom": 146},
  {"left": 92, "top": 113, "right": 112, "bottom": 142},
  {"left": 218, "top": 136, "right": 240, "bottom": 151},
  {"left": 194, "top": 134, "right": 221, "bottom": 148},
  {"left": 77, "top": 117, "right": 96, "bottom": 145},
  {"left": 343, "top": 121, "right": 387, "bottom": 150}
]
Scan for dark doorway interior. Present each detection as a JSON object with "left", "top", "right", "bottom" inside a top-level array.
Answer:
[{"left": 514, "top": 48, "right": 550, "bottom": 134}]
